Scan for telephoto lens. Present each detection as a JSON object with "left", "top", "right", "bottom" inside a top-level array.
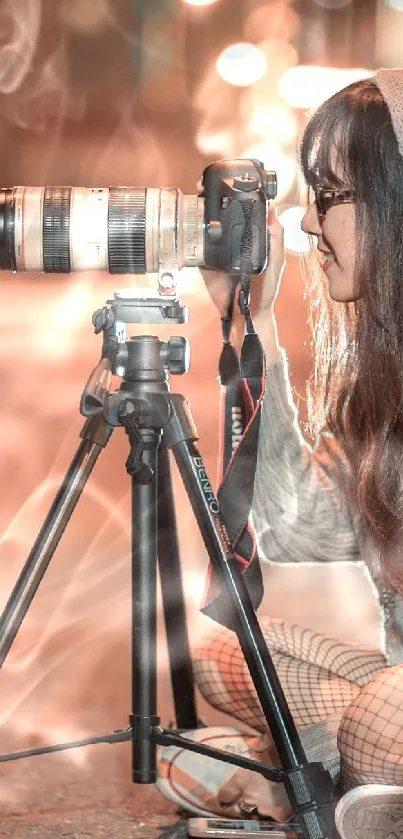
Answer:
[
  {"left": 0, "top": 161, "right": 275, "bottom": 278},
  {"left": 0, "top": 186, "right": 205, "bottom": 275}
]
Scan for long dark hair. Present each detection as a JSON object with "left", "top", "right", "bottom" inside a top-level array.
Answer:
[{"left": 300, "top": 78, "right": 403, "bottom": 587}]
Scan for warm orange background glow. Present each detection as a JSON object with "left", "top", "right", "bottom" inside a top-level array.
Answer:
[{"left": 0, "top": 0, "right": 389, "bottom": 822}]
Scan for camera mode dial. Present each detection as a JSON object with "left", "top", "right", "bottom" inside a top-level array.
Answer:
[{"left": 233, "top": 174, "right": 259, "bottom": 192}]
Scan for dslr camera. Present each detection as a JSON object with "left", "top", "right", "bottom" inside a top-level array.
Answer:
[{"left": 0, "top": 159, "right": 276, "bottom": 281}]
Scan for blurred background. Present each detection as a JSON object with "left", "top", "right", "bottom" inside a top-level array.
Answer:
[{"left": 0, "top": 0, "right": 399, "bottom": 822}]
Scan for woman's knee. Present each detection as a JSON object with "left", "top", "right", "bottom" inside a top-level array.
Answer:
[
  {"left": 338, "top": 665, "right": 403, "bottom": 786},
  {"left": 192, "top": 627, "right": 243, "bottom": 704},
  {"left": 193, "top": 627, "right": 238, "bottom": 665}
]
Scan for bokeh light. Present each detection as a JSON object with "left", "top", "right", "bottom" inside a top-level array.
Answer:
[
  {"left": 384, "top": 0, "right": 403, "bottom": 9},
  {"left": 278, "top": 206, "right": 311, "bottom": 255},
  {"left": 256, "top": 38, "right": 298, "bottom": 84},
  {"left": 195, "top": 129, "right": 234, "bottom": 156},
  {"left": 279, "top": 65, "right": 373, "bottom": 109},
  {"left": 216, "top": 43, "right": 267, "bottom": 87},
  {"left": 240, "top": 142, "right": 297, "bottom": 201},
  {"left": 248, "top": 104, "right": 298, "bottom": 145},
  {"left": 238, "top": 38, "right": 298, "bottom": 152}
]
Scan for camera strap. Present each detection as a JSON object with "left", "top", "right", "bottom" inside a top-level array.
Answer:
[{"left": 202, "top": 200, "right": 266, "bottom": 626}]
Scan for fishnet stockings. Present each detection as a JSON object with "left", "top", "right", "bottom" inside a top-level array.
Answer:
[
  {"left": 338, "top": 665, "right": 403, "bottom": 788},
  {"left": 193, "top": 617, "right": 403, "bottom": 789},
  {"left": 193, "top": 617, "right": 385, "bottom": 731}
]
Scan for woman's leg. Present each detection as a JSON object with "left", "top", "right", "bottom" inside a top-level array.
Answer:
[
  {"left": 338, "top": 665, "right": 403, "bottom": 788},
  {"left": 335, "top": 668, "right": 403, "bottom": 839},
  {"left": 156, "top": 618, "right": 387, "bottom": 820},
  {"left": 193, "top": 616, "right": 385, "bottom": 731}
]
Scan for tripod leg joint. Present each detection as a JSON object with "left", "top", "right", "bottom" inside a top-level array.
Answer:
[
  {"left": 130, "top": 714, "right": 161, "bottom": 743},
  {"left": 130, "top": 714, "right": 161, "bottom": 785}
]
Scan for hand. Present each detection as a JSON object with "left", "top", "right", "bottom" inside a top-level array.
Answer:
[
  {"left": 201, "top": 206, "right": 285, "bottom": 319},
  {"left": 202, "top": 270, "right": 235, "bottom": 318},
  {"left": 250, "top": 204, "right": 285, "bottom": 314},
  {"left": 204, "top": 732, "right": 293, "bottom": 822}
]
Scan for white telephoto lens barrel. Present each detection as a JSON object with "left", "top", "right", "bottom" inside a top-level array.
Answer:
[
  {"left": 70, "top": 188, "right": 109, "bottom": 271},
  {"left": 14, "top": 187, "right": 44, "bottom": 271},
  {"left": 1, "top": 185, "right": 205, "bottom": 274},
  {"left": 13, "top": 186, "right": 109, "bottom": 272},
  {"left": 145, "top": 188, "right": 204, "bottom": 273},
  {"left": 178, "top": 193, "right": 205, "bottom": 269}
]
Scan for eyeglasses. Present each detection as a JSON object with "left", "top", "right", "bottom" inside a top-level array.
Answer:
[{"left": 312, "top": 185, "right": 356, "bottom": 220}]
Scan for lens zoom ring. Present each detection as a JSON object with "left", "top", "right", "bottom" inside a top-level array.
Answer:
[
  {"left": 43, "top": 187, "right": 71, "bottom": 273},
  {"left": 108, "top": 188, "right": 146, "bottom": 274}
]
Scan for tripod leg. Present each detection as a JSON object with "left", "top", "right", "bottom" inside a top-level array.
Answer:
[
  {"left": 170, "top": 438, "right": 306, "bottom": 768},
  {"left": 129, "top": 428, "right": 160, "bottom": 784},
  {"left": 157, "top": 441, "right": 198, "bottom": 730},
  {"left": 162, "top": 394, "right": 337, "bottom": 837},
  {"left": 0, "top": 415, "right": 113, "bottom": 669}
]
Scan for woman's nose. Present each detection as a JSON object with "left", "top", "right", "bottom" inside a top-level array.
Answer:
[{"left": 301, "top": 202, "right": 322, "bottom": 236}]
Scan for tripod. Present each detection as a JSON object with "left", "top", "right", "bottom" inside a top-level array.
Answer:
[{"left": 0, "top": 290, "right": 340, "bottom": 839}]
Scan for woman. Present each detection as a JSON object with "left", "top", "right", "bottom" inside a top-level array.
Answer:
[{"left": 157, "top": 69, "right": 403, "bottom": 839}]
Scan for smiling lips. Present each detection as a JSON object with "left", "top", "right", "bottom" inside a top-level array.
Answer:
[{"left": 319, "top": 249, "right": 337, "bottom": 272}]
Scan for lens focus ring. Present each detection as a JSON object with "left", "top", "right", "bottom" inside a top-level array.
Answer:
[
  {"left": 108, "top": 188, "right": 146, "bottom": 274},
  {"left": 0, "top": 189, "right": 16, "bottom": 271},
  {"left": 43, "top": 187, "right": 71, "bottom": 272}
]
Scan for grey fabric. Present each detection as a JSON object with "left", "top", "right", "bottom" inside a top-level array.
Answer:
[
  {"left": 250, "top": 352, "right": 403, "bottom": 667},
  {"left": 373, "top": 68, "right": 403, "bottom": 156},
  {"left": 299, "top": 713, "right": 342, "bottom": 784}
]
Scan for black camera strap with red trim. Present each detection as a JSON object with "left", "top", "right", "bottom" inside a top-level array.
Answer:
[{"left": 202, "top": 199, "right": 267, "bottom": 625}]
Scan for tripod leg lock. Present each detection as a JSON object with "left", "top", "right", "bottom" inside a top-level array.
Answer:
[
  {"left": 118, "top": 401, "right": 156, "bottom": 483},
  {"left": 284, "top": 763, "right": 339, "bottom": 839}
]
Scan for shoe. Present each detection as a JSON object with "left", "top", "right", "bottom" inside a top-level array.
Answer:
[
  {"left": 335, "top": 784, "right": 403, "bottom": 839},
  {"left": 156, "top": 726, "right": 259, "bottom": 817}
]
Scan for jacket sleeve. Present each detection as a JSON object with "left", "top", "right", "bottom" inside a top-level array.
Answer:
[{"left": 251, "top": 350, "right": 360, "bottom": 565}]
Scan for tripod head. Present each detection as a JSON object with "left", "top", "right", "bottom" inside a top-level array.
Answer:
[
  {"left": 107, "top": 284, "right": 189, "bottom": 327},
  {"left": 80, "top": 287, "right": 190, "bottom": 421}
]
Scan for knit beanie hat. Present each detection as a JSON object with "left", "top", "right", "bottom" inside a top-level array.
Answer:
[{"left": 373, "top": 68, "right": 403, "bottom": 156}]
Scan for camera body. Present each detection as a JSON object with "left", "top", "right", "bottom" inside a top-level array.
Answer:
[{"left": 202, "top": 159, "right": 277, "bottom": 275}]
